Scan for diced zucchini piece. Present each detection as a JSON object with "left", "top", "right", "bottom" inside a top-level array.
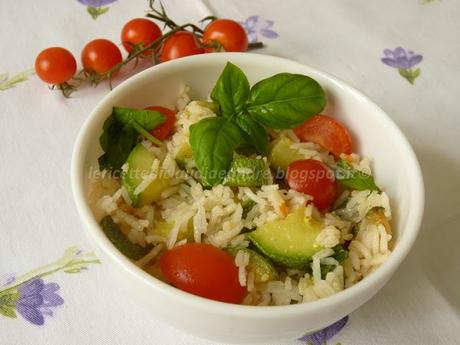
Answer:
[
  {"left": 122, "top": 144, "right": 171, "bottom": 207},
  {"left": 248, "top": 207, "right": 323, "bottom": 268},
  {"left": 223, "top": 156, "right": 271, "bottom": 187},
  {"left": 175, "top": 143, "right": 193, "bottom": 169},
  {"left": 152, "top": 220, "right": 194, "bottom": 243},
  {"left": 100, "top": 216, "right": 150, "bottom": 260},
  {"left": 241, "top": 199, "right": 257, "bottom": 218},
  {"left": 227, "top": 247, "right": 279, "bottom": 283},
  {"left": 268, "top": 137, "right": 305, "bottom": 172}
]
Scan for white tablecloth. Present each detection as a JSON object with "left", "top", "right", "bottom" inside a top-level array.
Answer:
[{"left": 1, "top": 0, "right": 459, "bottom": 344}]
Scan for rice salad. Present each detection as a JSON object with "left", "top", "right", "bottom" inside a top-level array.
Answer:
[{"left": 88, "top": 62, "right": 392, "bottom": 305}]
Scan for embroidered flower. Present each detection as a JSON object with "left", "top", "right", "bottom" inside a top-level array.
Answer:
[
  {"left": 381, "top": 47, "right": 423, "bottom": 84},
  {"left": 78, "top": 0, "right": 117, "bottom": 19},
  {"left": 239, "top": 16, "right": 279, "bottom": 43},
  {"left": 16, "top": 279, "right": 64, "bottom": 325},
  {"left": 299, "top": 316, "right": 348, "bottom": 345},
  {"left": 0, "top": 247, "right": 99, "bottom": 325}
]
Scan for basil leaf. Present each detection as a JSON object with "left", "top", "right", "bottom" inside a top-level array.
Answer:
[
  {"left": 98, "top": 115, "right": 138, "bottom": 173},
  {"left": 332, "top": 244, "right": 349, "bottom": 263},
  {"left": 334, "top": 159, "right": 380, "bottom": 191},
  {"left": 113, "top": 107, "right": 165, "bottom": 131},
  {"left": 320, "top": 245, "right": 348, "bottom": 279},
  {"left": 247, "top": 73, "right": 326, "bottom": 129},
  {"left": 189, "top": 117, "right": 246, "bottom": 186},
  {"left": 234, "top": 114, "right": 268, "bottom": 154},
  {"left": 211, "top": 62, "right": 250, "bottom": 117},
  {"left": 98, "top": 107, "right": 165, "bottom": 173}
]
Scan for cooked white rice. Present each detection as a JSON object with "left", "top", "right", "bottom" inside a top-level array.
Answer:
[{"left": 88, "top": 89, "right": 393, "bottom": 306}]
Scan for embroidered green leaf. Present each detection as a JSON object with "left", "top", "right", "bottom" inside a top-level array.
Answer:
[
  {"left": 0, "top": 305, "right": 17, "bottom": 318},
  {"left": 398, "top": 68, "right": 421, "bottom": 85},
  {"left": 0, "top": 247, "right": 100, "bottom": 298},
  {"left": 0, "top": 69, "right": 34, "bottom": 91},
  {"left": 0, "top": 291, "right": 19, "bottom": 318},
  {"left": 87, "top": 6, "right": 110, "bottom": 20}
]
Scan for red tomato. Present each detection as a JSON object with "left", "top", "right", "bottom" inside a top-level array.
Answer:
[
  {"left": 160, "top": 243, "right": 246, "bottom": 304},
  {"left": 81, "top": 39, "right": 123, "bottom": 75},
  {"left": 35, "top": 47, "right": 76, "bottom": 84},
  {"left": 121, "top": 18, "right": 162, "bottom": 55},
  {"left": 160, "top": 31, "right": 204, "bottom": 62},
  {"left": 145, "top": 106, "right": 176, "bottom": 141},
  {"left": 293, "top": 115, "right": 353, "bottom": 157},
  {"left": 203, "top": 19, "right": 248, "bottom": 52},
  {"left": 286, "top": 159, "right": 338, "bottom": 211}
]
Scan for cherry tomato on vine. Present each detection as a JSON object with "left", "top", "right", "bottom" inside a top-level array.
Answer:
[
  {"left": 160, "top": 31, "right": 204, "bottom": 62},
  {"left": 34, "top": 47, "right": 77, "bottom": 84},
  {"left": 145, "top": 106, "right": 176, "bottom": 140},
  {"left": 81, "top": 39, "right": 123, "bottom": 75},
  {"left": 121, "top": 18, "right": 162, "bottom": 55},
  {"left": 294, "top": 115, "right": 353, "bottom": 157},
  {"left": 160, "top": 243, "right": 246, "bottom": 304},
  {"left": 203, "top": 19, "right": 248, "bottom": 52},
  {"left": 286, "top": 159, "right": 338, "bottom": 211}
]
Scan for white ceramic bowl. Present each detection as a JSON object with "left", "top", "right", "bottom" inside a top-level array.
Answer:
[{"left": 71, "top": 53, "right": 424, "bottom": 344}]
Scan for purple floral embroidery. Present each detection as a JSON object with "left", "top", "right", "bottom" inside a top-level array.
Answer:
[
  {"left": 78, "top": 0, "right": 116, "bottom": 5},
  {"left": 240, "top": 16, "right": 279, "bottom": 43},
  {"left": 78, "top": 0, "right": 117, "bottom": 19},
  {"left": 299, "top": 316, "right": 348, "bottom": 345},
  {"left": 16, "top": 279, "right": 64, "bottom": 325},
  {"left": 0, "top": 246, "right": 99, "bottom": 325},
  {"left": 381, "top": 47, "right": 423, "bottom": 84}
]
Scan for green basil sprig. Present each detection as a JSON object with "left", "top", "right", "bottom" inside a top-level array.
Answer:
[
  {"left": 190, "top": 62, "right": 326, "bottom": 186},
  {"left": 334, "top": 159, "right": 380, "bottom": 191},
  {"left": 211, "top": 62, "right": 250, "bottom": 117},
  {"left": 189, "top": 117, "right": 246, "bottom": 186},
  {"left": 247, "top": 73, "right": 326, "bottom": 129},
  {"left": 98, "top": 107, "right": 165, "bottom": 173}
]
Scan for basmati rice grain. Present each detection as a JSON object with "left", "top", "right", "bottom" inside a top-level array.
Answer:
[
  {"left": 350, "top": 250, "right": 361, "bottom": 270},
  {"left": 312, "top": 257, "right": 321, "bottom": 283},
  {"left": 247, "top": 272, "right": 255, "bottom": 292},
  {"left": 135, "top": 244, "right": 163, "bottom": 268}
]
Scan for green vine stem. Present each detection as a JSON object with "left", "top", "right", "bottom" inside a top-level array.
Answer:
[
  {"left": 0, "top": 247, "right": 100, "bottom": 296},
  {"left": 61, "top": 0, "right": 264, "bottom": 96}
]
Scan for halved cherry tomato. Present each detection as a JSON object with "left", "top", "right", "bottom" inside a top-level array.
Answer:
[
  {"left": 121, "top": 18, "right": 162, "bottom": 55},
  {"left": 294, "top": 115, "right": 353, "bottom": 157},
  {"left": 160, "top": 31, "right": 204, "bottom": 62},
  {"left": 35, "top": 47, "right": 77, "bottom": 84},
  {"left": 145, "top": 106, "right": 176, "bottom": 141},
  {"left": 203, "top": 19, "right": 248, "bottom": 52},
  {"left": 81, "top": 39, "right": 123, "bottom": 75},
  {"left": 160, "top": 243, "right": 246, "bottom": 304},
  {"left": 286, "top": 159, "right": 338, "bottom": 211}
]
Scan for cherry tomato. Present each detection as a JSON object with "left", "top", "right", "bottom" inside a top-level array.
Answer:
[
  {"left": 145, "top": 106, "right": 176, "bottom": 141},
  {"left": 81, "top": 39, "right": 123, "bottom": 75},
  {"left": 203, "top": 19, "right": 248, "bottom": 52},
  {"left": 160, "top": 31, "right": 204, "bottom": 62},
  {"left": 121, "top": 18, "right": 162, "bottom": 55},
  {"left": 286, "top": 159, "right": 338, "bottom": 211},
  {"left": 34, "top": 47, "right": 77, "bottom": 84},
  {"left": 293, "top": 115, "right": 353, "bottom": 157},
  {"left": 160, "top": 243, "right": 246, "bottom": 304}
]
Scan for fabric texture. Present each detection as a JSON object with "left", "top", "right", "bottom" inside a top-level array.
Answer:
[{"left": 0, "top": 0, "right": 459, "bottom": 344}]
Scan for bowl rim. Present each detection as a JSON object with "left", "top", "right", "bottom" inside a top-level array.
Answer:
[{"left": 71, "top": 52, "right": 424, "bottom": 318}]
